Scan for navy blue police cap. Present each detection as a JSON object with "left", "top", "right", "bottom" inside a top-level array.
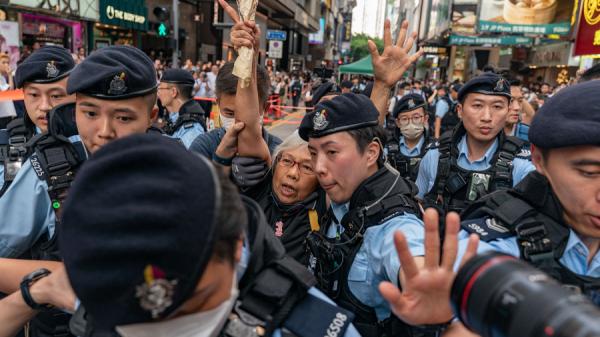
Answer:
[
  {"left": 530, "top": 80, "right": 600, "bottom": 148},
  {"left": 67, "top": 45, "right": 157, "bottom": 99},
  {"left": 300, "top": 93, "right": 379, "bottom": 141},
  {"left": 457, "top": 72, "right": 511, "bottom": 102},
  {"left": 60, "top": 134, "right": 223, "bottom": 331},
  {"left": 311, "top": 81, "right": 341, "bottom": 106},
  {"left": 15, "top": 46, "right": 75, "bottom": 88},
  {"left": 392, "top": 93, "right": 426, "bottom": 118},
  {"left": 161, "top": 68, "right": 195, "bottom": 86}
]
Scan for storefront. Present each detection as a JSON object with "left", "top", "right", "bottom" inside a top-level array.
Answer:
[
  {"left": 95, "top": 0, "right": 147, "bottom": 48},
  {"left": 527, "top": 42, "right": 579, "bottom": 85}
]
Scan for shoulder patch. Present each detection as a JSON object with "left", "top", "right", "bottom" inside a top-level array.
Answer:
[
  {"left": 516, "top": 148, "right": 531, "bottom": 159},
  {"left": 461, "top": 217, "right": 513, "bottom": 242},
  {"left": 283, "top": 291, "right": 355, "bottom": 337}
]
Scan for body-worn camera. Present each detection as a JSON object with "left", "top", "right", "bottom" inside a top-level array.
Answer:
[{"left": 451, "top": 252, "right": 600, "bottom": 337}]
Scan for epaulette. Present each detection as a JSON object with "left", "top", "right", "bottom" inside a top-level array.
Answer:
[
  {"left": 461, "top": 217, "right": 513, "bottom": 242},
  {"left": 515, "top": 147, "right": 532, "bottom": 160}
]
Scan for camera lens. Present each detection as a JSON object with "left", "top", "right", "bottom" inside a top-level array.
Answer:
[{"left": 451, "top": 251, "right": 600, "bottom": 337}]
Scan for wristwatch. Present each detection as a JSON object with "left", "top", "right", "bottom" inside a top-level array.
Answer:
[{"left": 20, "top": 268, "right": 54, "bottom": 311}]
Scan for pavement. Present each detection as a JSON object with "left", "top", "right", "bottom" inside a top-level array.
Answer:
[{"left": 266, "top": 109, "right": 307, "bottom": 140}]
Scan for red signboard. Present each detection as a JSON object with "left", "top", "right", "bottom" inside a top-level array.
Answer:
[{"left": 574, "top": 0, "right": 600, "bottom": 55}]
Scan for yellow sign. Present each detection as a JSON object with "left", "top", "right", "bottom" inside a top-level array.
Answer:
[{"left": 584, "top": 0, "right": 600, "bottom": 26}]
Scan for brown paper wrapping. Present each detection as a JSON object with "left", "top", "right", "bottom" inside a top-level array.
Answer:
[{"left": 232, "top": 0, "right": 259, "bottom": 88}]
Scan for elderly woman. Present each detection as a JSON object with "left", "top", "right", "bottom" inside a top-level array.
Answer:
[{"left": 237, "top": 131, "right": 326, "bottom": 266}]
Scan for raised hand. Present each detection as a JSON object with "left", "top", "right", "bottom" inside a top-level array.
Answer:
[
  {"left": 379, "top": 209, "right": 479, "bottom": 326},
  {"left": 369, "top": 20, "right": 423, "bottom": 88},
  {"left": 218, "top": 0, "right": 260, "bottom": 52}
]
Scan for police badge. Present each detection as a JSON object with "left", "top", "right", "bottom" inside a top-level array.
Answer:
[
  {"left": 494, "top": 79, "right": 506, "bottom": 92},
  {"left": 46, "top": 61, "right": 59, "bottom": 78},
  {"left": 313, "top": 109, "right": 329, "bottom": 131},
  {"left": 135, "top": 265, "right": 178, "bottom": 319},
  {"left": 408, "top": 99, "right": 415, "bottom": 109},
  {"left": 108, "top": 72, "right": 128, "bottom": 95}
]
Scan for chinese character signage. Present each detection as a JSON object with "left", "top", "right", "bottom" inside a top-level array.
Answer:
[
  {"left": 478, "top": 0, "right": 577, "bottom": 36},
  {"left": 449, "top": 34, "right": 533, "bottom": 46},
  {"left": 574, "top": 0, "right": 600, "bottom": 55}
]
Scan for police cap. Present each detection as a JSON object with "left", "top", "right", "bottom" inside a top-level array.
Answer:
[
  {"left": 299, "top": 93, "right": 379, "bottom": 141},
  {"left": 67, "top": 45, "right": 158, "bottom": 99},
  {"left": 392, "top": 93, "right": 426, "bottom": 118},
  {"left": 457, "top": 72, "right": 511, "bottom": 103},
  {"left": 60, "top": 134, "right": 221, "bottom": 330},
  {"left": 14, "top": 46, "right": 75, "bottom": 88},
  {"left": 530, "top": 80, "right": 600, "bottom": 148},
  {"left": 311, "top": 81, "right": 341, "bottom": 106},
  {"left": 161, "top": 68, "right": 195, "bottom": 86}
]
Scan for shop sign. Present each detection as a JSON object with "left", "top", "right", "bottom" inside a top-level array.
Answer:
[
  {"left": 9, "top": 0, "right": 96, "bottom": 18},
  {"left": 423, "top": 46, "right": 448, "bottom": 54},
  {"left": 574, "top": 0, "right": 600, "bottom": 55},
  {"left": 449, "top": 34, "right": 533, "bottom": 46},
  {"left": 478, "top": 0, "right": 577, "bottom": 36},
  {"left": 99, "top": 0, "right": 148, "bottom": 31},
  {"left": 530, "top": 42, "right": 570, "bottom": 66},
  {"left": 266, "top": 30, "right": 287, "bottom": 41},
  {"left": 451, "top": 1, "right": 478, "bottom": 35}
]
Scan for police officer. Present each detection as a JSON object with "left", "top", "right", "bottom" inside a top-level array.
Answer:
[
  {"left": 433, "top": 84, "right": 461, "bottom": 139},
  {"left": 416, "top": 72, "right": 535, "bottom": 215},
  {"left": 299, "top": 93, "right": 432, "bottom": 337},
  {"left": 0, "top": 46, "right": 75, "bottom": 195},
  {"left": 1, "top": 134, "right": 362, "bottom": 337},
  {"left": 157, "top": 68, "right": 207, "bottom": 148},
  {"left": 379, "top": 78, "right": 600, "bottom": 337},
  {"left": 386, "top": 93, "right": 435, "bottom": 181},
  {"left": 0, "top": 45, "right": 159, "bottom": 337}
]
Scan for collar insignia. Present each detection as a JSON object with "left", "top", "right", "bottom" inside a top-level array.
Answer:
[
  {"left": 108, "top": 72, "right": 128, "bottom": 95},
  {"left": 135, "top": 265, "right": 178, "bottom": 319}
]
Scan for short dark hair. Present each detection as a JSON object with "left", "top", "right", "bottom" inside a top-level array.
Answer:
[
  {"left": 580, "top": 63, "right": 600, "bottom": 82},
  {"left": 346, "top": 125, "right": 387, "bottom": 167},
  {"left": 508, "top": 78, "right": 522, "bottom": 87},
  {"left": 213, "top": 167, "right": 246, "bottom": 264},
  {"left": 216, "top": 62, "right": 270, "bottom": 103},
  {"left": 401, "top": 82, "right": 411, "bottom": 89},
  {"left": 175, "top": 84, "right": 193, "bottom": 100}
]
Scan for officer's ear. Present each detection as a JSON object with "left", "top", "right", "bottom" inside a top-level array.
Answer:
[
  {"left": 531, "top": 144, "right": 548, "bottom": 175},
  {"left": 457, "top": 103, "right": 463, "bottom": 119},
  {"left": 366, "top": 138, "right": 383, "bottom": 168},
  {"left": 235, "top": 236, "right": 244, "bottom": 264}
]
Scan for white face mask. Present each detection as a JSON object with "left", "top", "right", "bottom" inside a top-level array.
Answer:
[
  {"left": 220, "top": 115, "right": 235, "bottom": 130},
  {"left": 400, "top": 122, "right": 425, "bottom": 140}
]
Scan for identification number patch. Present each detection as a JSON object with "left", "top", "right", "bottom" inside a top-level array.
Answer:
[{"left": 325, "top": 313, "right": 348, "bottom": 337}]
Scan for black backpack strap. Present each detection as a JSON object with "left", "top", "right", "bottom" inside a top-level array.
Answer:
[
  {"left": 426, "top": 132, "right": 454, "bottom": 208},
  {"left": 492, "top": 135, "right": 524, "bottom": 190}
]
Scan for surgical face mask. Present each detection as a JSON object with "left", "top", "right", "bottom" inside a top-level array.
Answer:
[
  {"left": 220, "top": 115, "right": 235, "bottom": 130},
  {"left": 400, "top": 122, "right": 425, "bottom": 140}
]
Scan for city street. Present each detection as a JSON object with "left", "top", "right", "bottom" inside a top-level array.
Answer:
[{"left": 266, "top": 109, "right": 306, "bottom": 140}]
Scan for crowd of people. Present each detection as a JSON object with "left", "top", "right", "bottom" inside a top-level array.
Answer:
[{"left": 0, "top": 2, "right": 599, "bottom": 336}]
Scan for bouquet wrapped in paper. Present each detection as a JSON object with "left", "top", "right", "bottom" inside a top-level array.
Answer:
[{"left": 232, "top": 0, "right": 259, "bottom": 88}]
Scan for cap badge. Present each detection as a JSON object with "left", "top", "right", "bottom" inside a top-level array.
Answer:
[
  {"left": 46, "top": 61, "right": 59, "bottom": 78},
  {"left": 108, "top": 72, "right": 128, "bottom": 95},
  {"left": 313, "top": 109, "right": 329, "bottom": 131},
  {"left": 494, "top": 79, "right": 506, "bottom": 92},
  {"left": 135, "top": 265, "right": 178, "bottom": 319},
  {"left": 408, "top": 99, "right": 416, "bottom": 109}
]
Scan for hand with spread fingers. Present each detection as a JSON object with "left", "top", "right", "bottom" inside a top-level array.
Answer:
[
  {"left": 369, "top": 19, "right": 423, "bottom": 88},
  {"left": 379, "top": 209, "right": 480, "bottom": 326}
]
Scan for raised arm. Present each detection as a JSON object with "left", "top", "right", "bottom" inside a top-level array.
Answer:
[{"left": 369, "top": 20, "right": 423, "bottom": 125}]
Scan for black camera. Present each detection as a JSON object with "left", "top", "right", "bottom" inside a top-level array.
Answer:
[{"left": 451, "top": 252, "right": 600, "bottom": 337}]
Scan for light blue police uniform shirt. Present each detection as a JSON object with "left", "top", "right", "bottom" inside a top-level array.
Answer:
[
  {"left": 435, "top": 99, "right": 450, "bottom": 119},
  {"left": 168, "top": 112, "right": 205, "bottom": 149},
  {"left": 415, "top": 135, "right": 535, "bottom": 199},
  {"left": 399, "top": 135, "right": 425, "bottom": 157},
  {"left": 456, "top": 228, "right": 600, "bottom": 277},
  {"left": 0, "top": 135, "right": 83, "bottom": 258},
  {"left": 326, "top": 202, "right": 425, "bottom": 321}
]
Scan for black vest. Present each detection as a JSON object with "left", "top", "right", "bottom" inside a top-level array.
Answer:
[
  {"left": 308, "top": 165, "right": 436, "bottom": 337},
  {"left": 386, "top": 131, "right": 434, "bottom": 182},
  {"left": 163, "top": 99, "right": 207, "bottom": 135},
  {"left": 28, "top": 103, "right": 84, "bottom": 337},
  {"left": 423, "top": 124, "right": 525, "bottom": 216},
  {"left": 71, "top": 196, "right": 355, "bottom": 337},
  {"left": 0, "top": 118, "right": 35, "bottom": 196},
  {"left": 460, "top": 172, "right": 600, "bottom": 306},
  {"left": 439, "top": 96, "right": 459, "bottom": 134}
]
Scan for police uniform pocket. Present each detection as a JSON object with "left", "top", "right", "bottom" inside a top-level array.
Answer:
[{"left": 347, "top": 254, "right": 369, "bottom": 282}]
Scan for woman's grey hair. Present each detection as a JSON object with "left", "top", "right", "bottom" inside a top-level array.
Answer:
[{"left": 272, "top": 130, "right": 309, "bottom": 167}]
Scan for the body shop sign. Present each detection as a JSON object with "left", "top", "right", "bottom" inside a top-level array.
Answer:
[
  {"left": 574, "top": 0, "right": 600, "bottom": 55},
  {"left": 99, "top": 0, "right": 147, "bottom": 30}
]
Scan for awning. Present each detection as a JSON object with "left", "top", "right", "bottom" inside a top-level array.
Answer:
[{"left": 339, "top": 56, "right": 373, "bottom": 75}]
